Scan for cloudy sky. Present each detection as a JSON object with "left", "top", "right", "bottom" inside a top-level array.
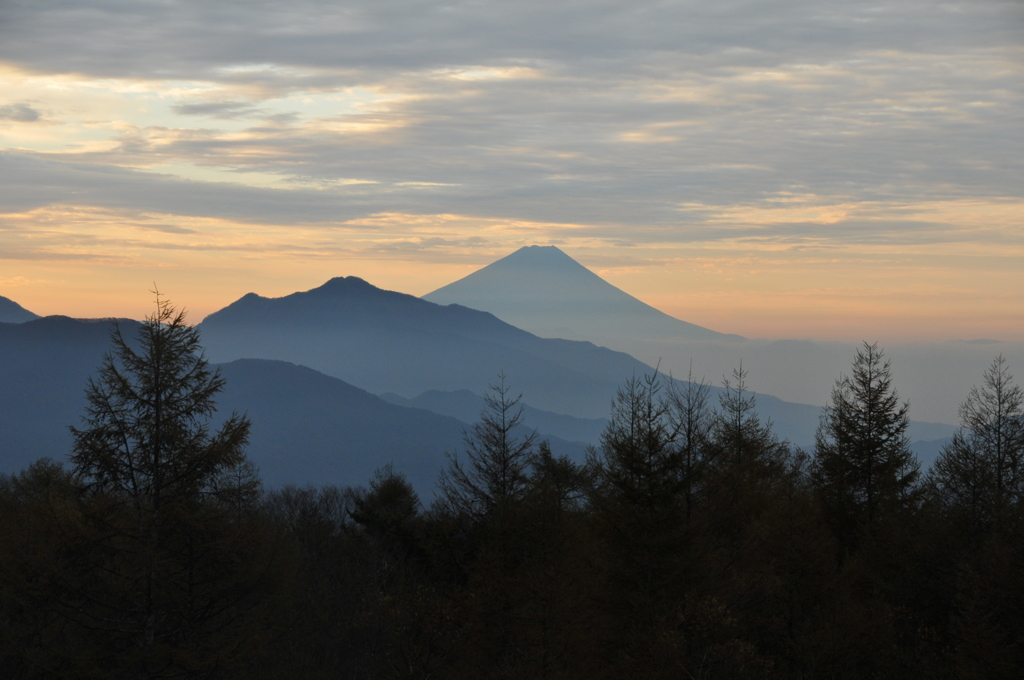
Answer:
[{"left": 1, "top": 0, "right": 1021, "bottom": 341}]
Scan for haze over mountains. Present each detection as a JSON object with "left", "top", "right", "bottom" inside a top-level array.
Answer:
[
  {"left": 380, "top": 389, "right": 609, "bottom": 446},
  {"left": 195, "top": 276, "right": 954, "bottom": 448},
  {"left": 1, "top": 266, "right": 961, "bottom": 491},
  {"left": 198, "top": 276, "right": 651, "bottom": 419},
  {"left": 0, "top": 317, "right": 489, "bottom": 492},
  {"left": 3, "top": 244, "right": 986, "bottom": 490},
  {"left": 423, "top": 246, "right": 1022, "bottom": 426}
]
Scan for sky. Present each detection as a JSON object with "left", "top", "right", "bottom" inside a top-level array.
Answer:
[{"left": 0, "top": 0, "right": 1022, "bottom": 342}]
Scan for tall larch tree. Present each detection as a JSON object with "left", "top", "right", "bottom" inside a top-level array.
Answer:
[
  {"left": 64, "top": 293, "right": 274, "bottom": 679},
  {"left": 814, "top": 342, "right": 919, "bottom": 549},
  {"left": 929, "top": 355, "right": 1024, "bottom": 533}
]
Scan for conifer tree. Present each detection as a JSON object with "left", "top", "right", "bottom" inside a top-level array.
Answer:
[
  {"left": 71, "top": 293, "right": 255, "bottom": 506},
  {"left": 588, "top": 372, "right": 686, "bottom": 656},
  {"left": 351, "top": 464, "right": 421, "bottom": 542},
  {"left": 438, "top": 374, "right": 537, "bottom": 520},
  {"left": 591, "top": 372, "right": 680, "bottom": 511},
  {"left": 704, "top": 364, "right": 789, "bottom": 540},
  {"left": 64, "top": 293, "right": 268, "bottom": 679},
  {"left": 712, "top": 364, "right": 786, "bottom": 473},
  {"left": 436, "top": 376, "right": 541, "bottom": 675},
  {"left": 814, "top": 342, "right": 919, "bottom": 545},
  {"left": 666, "top": 367, "right": 714, "bottom": 523},
  {"left": 929, "top": 355, "right": 1024, "bottom": 534}
]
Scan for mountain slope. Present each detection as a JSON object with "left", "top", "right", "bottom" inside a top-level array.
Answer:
[
  {"left": 215, "top": 360, "right": 588, "bottom": 491},
  {"left": 0, "top": 317, "right": 120, "bottom": 465},
  {"left": 420, "top": 247, "right": 1008, "bottom": 428},
  {"left": 0, "top": 317, "right": 581, "bottom": 493},
  {"left": 198, "top": 276, "right": 655, "bottom": 418},
  {"left": 197, "top": 276, "right": 958, "bottom": 449},
  {"left": 0, "top": 296, "right": 40, "bottom": 323},
  {"left": 380, "top": 389, "right": 609, "bottom": 445},
  {"left": 423, "top": 245, "right": 740, "bottom": 343},
  {"left": 0, "top": 316, "right": 955, "bottom": 488},
  {"left": 214, "top": 359, "right": 467, "bottom": 491}
]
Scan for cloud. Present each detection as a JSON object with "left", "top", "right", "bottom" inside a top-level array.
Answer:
[
  {"left": 0, "top": 102, "right": 41, "bottom": 122},
  {"left": 1, "top": 1, "right": 1019, "bottom": 84},
  {"left": 0, "top": 0, "right": 1021, "bottom": 341},
  {"left": 171, "top": 101, "right": 259, "bottom": 118}
]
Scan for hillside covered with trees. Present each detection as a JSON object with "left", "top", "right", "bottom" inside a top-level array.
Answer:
[{"left": 1, "top": 301, "right": 1022, "bottom": 679}]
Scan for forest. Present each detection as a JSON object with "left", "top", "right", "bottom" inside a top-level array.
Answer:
[{"left": 0, "top": 300, "right": 1022, "bottom": 680}]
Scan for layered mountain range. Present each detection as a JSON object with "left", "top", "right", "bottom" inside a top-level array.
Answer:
[
  {"left": 198, "top": 275, "right": 650, "bottom": 419},
  {"left": 196, "top": 274, "right": 891, "bottom": 447},
  {"left": 423, "top": 246, "right": 1018, "bottom": 428},
  {"left": 0, "top": 248, "right": 961, "bottom": 491},
  {"left": 0, "top": 317, "right": 585, "bottom": 492}
]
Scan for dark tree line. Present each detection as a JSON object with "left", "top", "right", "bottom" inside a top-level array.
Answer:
[{"left": 1, "top": 301, "right": 1022, "bottom": 679}]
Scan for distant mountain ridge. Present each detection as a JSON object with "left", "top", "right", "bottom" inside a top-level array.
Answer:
[
  {"left": 199, "top": 276, "right": 655, "bottom": 419},
  {"left": 419, "top": 246, "right": 1017, "bottom": 428},
  {"left": 0, "top": 296, "right": 39, "bottom": 323},
  {"left": 380, "top": 389, "right": 609, "bottom": 445},
  {"left": 213, "top": 360, "right": 590, "bottom": 493},
  {"left": 0, "top": 291, "right": 959, "bottom": 494},
  {"left": 423, "top": 245, "right": 742, "bottom": 344},
  {"left": 2, "top": 311, "right": 958, "bottom": 497},
  {"left": 0, "top": 316, "right": 583, "bottom": 493},
  {"left": 196, "top": 276, "right": 958, "bottom": 448}
]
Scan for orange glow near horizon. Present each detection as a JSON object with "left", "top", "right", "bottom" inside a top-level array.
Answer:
[
  {"left": 3, "top": 205, "right": 1022, "bottom": 343},
  {"left": 2, "top": 20, "right": 1021, "bottom": 343}
]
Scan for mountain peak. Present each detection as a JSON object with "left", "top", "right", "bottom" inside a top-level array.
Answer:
[
  {"left": 317, "top": 276, "right": 373, "bottom": 290},
  {"left": 203, "top": 274, "right": 508, "bottom": 335},
  {"left": 207, "top": 278, "right": 393, "bottom": 317},
  {"left": 507, "top": 244, "right": 576, "bottom": 261},
  {"left": 486, "top": 245, "right": 596, "bottom": 275},
  {"left": 0, "top": 296, "right": 40, "bottom": 323},
  {"left": 423, "top": 245, "right": 739, "bottom": 344},
  {"left": 302, "top": 276, "right": 403, "bottom": 300}
]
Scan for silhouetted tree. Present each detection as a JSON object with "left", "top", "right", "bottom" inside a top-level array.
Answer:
[
  {"left": 666, "top": 367, "right": 714, "bottom": 523},
  {"left": 713, "top": 364, "right": 779, "bottom": 468},
  {"left": 930, "top": 355, "right": 1024, "bottom": 534},
  {"left": 255, "top": 485, "right": 376, "bottom": 680},
  {"left": 438, "top": 374, "right": 537, "bottom": 520},
  {"left": 0, "top": 460, "right": 81, "bottom": 679},
  {"left": 589, "top": 372, "right": 683, "bottom": 593},
  {"left": 923, "top": 357, "right": 1024, "bottom": 679},
  {"left": 698, "top": 367, "right": 795, "bottom": 677},
  {"left": 588, "top": 372, "right": 694, "bottom": 675},
  {"left": 351, "top": 464, "right": 421, "bottom": 544},
  {"left": 703, "top": 364, "right": 789, "bottom": 552},
  {"left": 61, "top": 293, "right": 272, "bottom": 679},
  {"left": 814, "top": 342, "right": 919, "bottom": 547},
  {"left": 437, "top": 376, "right": 542, "bottom": 676},
  {"left": 497, "top": 443, "right": 595, "bottom": 680}
]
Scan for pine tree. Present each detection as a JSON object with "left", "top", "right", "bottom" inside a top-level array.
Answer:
[
  {"left": 438, "top": 374, "right": 537, "bottom": 521},
  {"left": 814, "top": 342, "right": 919, "bottom": 546},
  {"left": 436, "top": 376, "right": 541, "bottom": 675},
  {"left": 64, "top": 293, "right": 270, "bottom": 679},
  {"left": 929, "top": 355, "right": 1024, "bottom": 534},
  {"left": 588, "top": 372, "right": 686, "bottom": 663},
  {"left": 665, "top": 367, "right": 714, "bottom": 524},
  {"left": 71, "top": 294, "right": 254, "bottom": 506},
  {"left": 590, "top": 372, "right": 682, "bottom": 565},
  {"left": 712, "top": 364, "right": 786, "bottom": 473},
  {"left": 704, "top": 364, "right": 789, "bottom": 539}
]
